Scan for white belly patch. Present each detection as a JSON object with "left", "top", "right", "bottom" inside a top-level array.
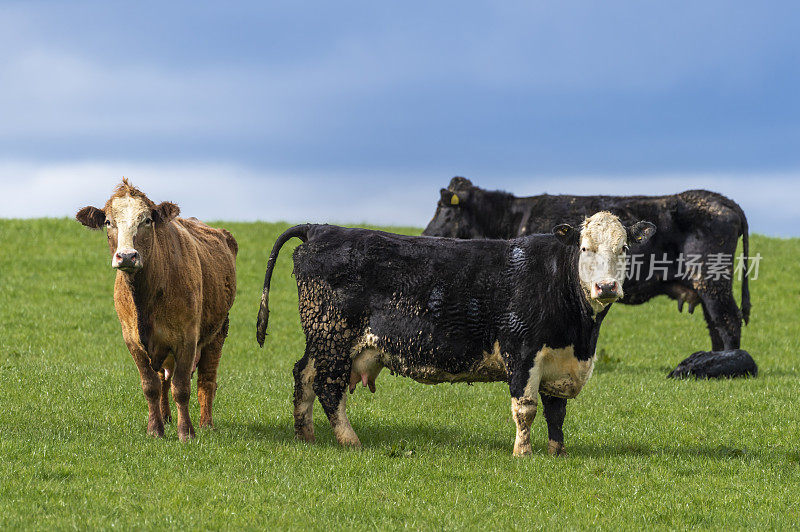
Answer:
[{"left": 536, "top": 345, "right": 595, "bottom": 399}]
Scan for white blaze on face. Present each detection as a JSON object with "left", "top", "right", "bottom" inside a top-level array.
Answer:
[
  {"left": 577, "top": 212, "right": 628, "bottom": 309},
  {"left": 109, "top": 195, "right": 151, "bottom": 269}
]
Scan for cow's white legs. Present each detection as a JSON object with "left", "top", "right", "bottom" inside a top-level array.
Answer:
[
  {"left": 510, "top": 355, "right": 542, "bottom": 457},
  {"left": 293, "top": 355, "right": 317, "bottom": 442},
  {"left": 511, "top": 397, "right": 538, "bottom": 456},
  {"left": 330, "top": 393, "right": 360, "bottom": 448},
  {"left": 311, "top": 353, "right": 361, "bottom": 448},
  {"left": 313, "top": 365, "right": 361, "bottom": 448}
]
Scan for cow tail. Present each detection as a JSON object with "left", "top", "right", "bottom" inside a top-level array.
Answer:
[
  {"left": 256, "top": 225, "right": 310, "bottom": 347},
  {"left": 721, "top": 197, "right": 751, "bottom": 325},
  {"left": 738, "top": 204, "right": 751, "bottom": 325}
]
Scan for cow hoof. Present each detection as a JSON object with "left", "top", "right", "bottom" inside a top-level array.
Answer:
[
  {"left": 337, "top": 436, "right": 362, "bottom": 449},
  {"left": 295, "top": 433, "right": 316, "bottom": 444},
  {"left": 147, "top": 424, "right": 165, "bottom": 438},
  {"left": 548, "top": 440, "right": 567, "bottom": 457},
  {"left": 513, "top": 444, "right": 533, "bottom": 457},
  {"left": 295, "top": 425, "right": 315, "bottom": 443},
  {"left": 177, "top": 425, "right": 196, "bottom": 442},
  {"left": 335, "top": 431, "right": 362, "bottom": 449}
]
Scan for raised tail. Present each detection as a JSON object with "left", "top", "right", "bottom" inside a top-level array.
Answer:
[{"left": 256, "top": 224, "right": 310, "bottom": 347}]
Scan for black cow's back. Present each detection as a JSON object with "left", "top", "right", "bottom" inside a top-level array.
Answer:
[{"left": 291, "top": 225, "right": 593, "bottom": 374}]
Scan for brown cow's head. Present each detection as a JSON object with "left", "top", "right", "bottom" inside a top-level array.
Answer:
[
  {"left": 553, "top": 211, "right": 655, "bottom": 312},
  {"left": 76, "top": 179, "right": 180, "bottom": 273}
]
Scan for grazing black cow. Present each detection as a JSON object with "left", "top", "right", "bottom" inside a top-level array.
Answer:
[
  {"left": 256, "top": 212, "right": 655, "bottom": 456},
  {"left": 423, "top": 177, "right": 751, "bottom": 354}
]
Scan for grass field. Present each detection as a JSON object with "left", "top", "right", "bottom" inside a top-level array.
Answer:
[{"left": 1, "top": 218, "right": 799, "bottom": 529}]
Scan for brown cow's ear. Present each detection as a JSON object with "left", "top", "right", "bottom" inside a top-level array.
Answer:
[
  {"left": 154, "top": 201, "right": 180, "bottom": 223},
  {"left": 76, "top": 206, "right": 106, "bottom": 229},
  {"left": 552, "top": 223, "right": 579, "bottom": 245},
  {"left": 627, "top": 221, "right": 656, "bottom": 246}
]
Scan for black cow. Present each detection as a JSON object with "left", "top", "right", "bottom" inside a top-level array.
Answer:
[
  {"left": 256, "top": 212, "right": 655, "bottom": 456},
  {"left": 423, "top": 177, "right": 751, "bottom": 354}
]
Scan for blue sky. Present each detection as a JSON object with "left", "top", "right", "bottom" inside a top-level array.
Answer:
[{"left": 1, "top": 1, "right": 798, "bottom": 235}]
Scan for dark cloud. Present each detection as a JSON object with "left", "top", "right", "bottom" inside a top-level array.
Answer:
[{"left": 0, "top": 1, "right": 798, "bottom": 233}]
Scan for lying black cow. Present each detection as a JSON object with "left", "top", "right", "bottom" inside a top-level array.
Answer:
[
  {"left": 423, "top": 177, "right": 751, "bottom": 354},
  {"left": 256, "top": 212, "right": 655, "bottom": 456}
]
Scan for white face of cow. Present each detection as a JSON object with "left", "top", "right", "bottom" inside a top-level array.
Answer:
[
  {"left": 107, "top": 195, "right": 153, "bottom": 271},
  {"left": 76, "top": 180, "right": 181, "bottom": 274},
  {"left": 553, "top": 212, "right": 656, "bottom": 312}
]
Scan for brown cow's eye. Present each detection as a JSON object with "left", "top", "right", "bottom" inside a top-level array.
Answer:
[
  {"left": 144, "top": 218, "right": 152, "bottom": 226},
  {"left": 581, "top": 247, "right": 587, "bottom": 252},
  {"left": 105, "top": 220, "right": 112, "bottom": 227}
]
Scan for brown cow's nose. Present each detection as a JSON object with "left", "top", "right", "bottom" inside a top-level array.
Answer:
[
  {"left": 114, "top": 250, "right": 140, "bottom": 268},
  {"left": 116, "top": 250, "right": 139, "bottom": 262}
]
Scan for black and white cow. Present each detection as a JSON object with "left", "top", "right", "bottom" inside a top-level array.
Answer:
[
  {"left": 423, "top": 177, "right": 751, "bottom": 355},
  {"left": 256, "top": 212, "right": 655, "bottom": 456}
]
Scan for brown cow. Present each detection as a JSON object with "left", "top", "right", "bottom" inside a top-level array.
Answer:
[{"left": 76, "top": 179, "right": 237, "bottom": 441}]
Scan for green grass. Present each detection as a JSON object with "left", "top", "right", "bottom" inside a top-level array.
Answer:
[{"left": 1, "top": 218, "right": 799, "bottom": 530}]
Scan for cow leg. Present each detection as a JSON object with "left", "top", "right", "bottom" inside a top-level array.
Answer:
[
  {"left": 311, "top": 352, "right": 360, "bottom": 448},
  {"left": 511, "top": 396, "right": 537, "bottom": 456},
  {"left": 700, "top": 304, "right": 725, "bottom": 351},
  {"left": 127, "top": 343, "right": 165, "bottom": 438},
  {"left": 698, "top": 285, "right": 741, "bottom": 351},
  {"left": 293, "top": 352, "right": 317, "bottom": 442},
  {"left": 171, "top": 344, "right": 197, "bottom": 442},
  {"left": 509, "top": 353, "right": 540, "bottom": 457},
  {"left": 540, "top": 393, "right": 568, "bottom": 457},
  {"left": 159, "top": 369, "right": 172, "bottom": 424},
  {"left": 197, "top": 331, "right": 225, "bottom": 430}
]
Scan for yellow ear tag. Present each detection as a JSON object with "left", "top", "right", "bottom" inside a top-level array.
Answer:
[{"left": 450, "top": 194, "right": 460, "bottom": 205}]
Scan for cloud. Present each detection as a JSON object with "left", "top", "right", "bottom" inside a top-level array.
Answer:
[
  {"left": 0, "top": 2, "right": 797, "bottom": 236},
  {"left": 1, "top": 160, "right": 798, "bottom": 237},
  {"left": 1, "top": 2, "right": 797, "bottom": 143},
  {"left": 0, "top": 160, "right": 436, "bottom": 227}
]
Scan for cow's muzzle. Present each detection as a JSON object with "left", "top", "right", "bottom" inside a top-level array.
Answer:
[
  {"left": 592, "top": 280, "right": 620, "bottom": 304},
  {"left": 113, "top": 249, "right": 142, "bottom": 271}
]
